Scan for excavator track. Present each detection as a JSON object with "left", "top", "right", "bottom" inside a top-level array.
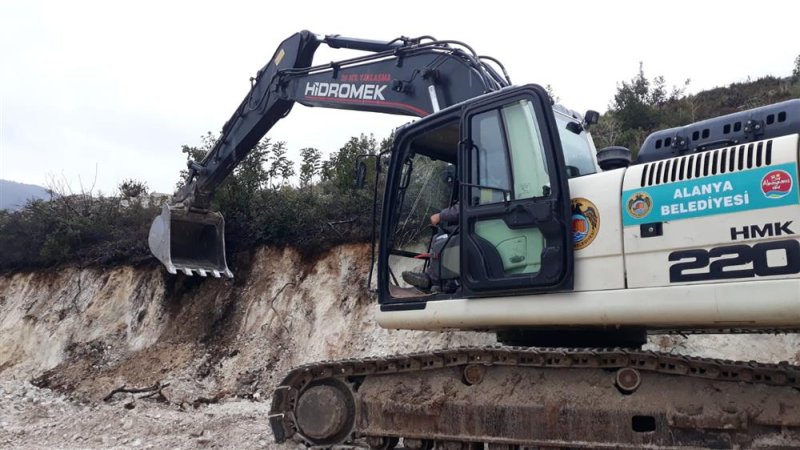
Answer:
[{"left": 270, "top": 346, "right": 800, "bottom": 449}]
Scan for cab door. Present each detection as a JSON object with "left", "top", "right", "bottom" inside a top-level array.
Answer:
[{"left": 459, "top": 85, "right": 573, "bottom": 295}]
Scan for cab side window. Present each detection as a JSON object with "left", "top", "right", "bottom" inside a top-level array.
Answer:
[
  {"left": 470, "top": 110, "right": 512, "bottom": 205},
  {"left": 502, "top": 99, "right": 550, "bottom": 198}
]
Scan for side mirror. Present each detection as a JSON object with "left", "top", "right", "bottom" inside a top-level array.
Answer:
[
  {"left": 596, "top": 146, "right": 632, "bottom": 171},
  {"left": 566, "top": 121, "right": 583, "bottom": 135},
  {"left": 584, "top": 110, "right": 600, "bottom": 129},
  {"left": 355, "top": 161, "right": 367, "bottom": 189}
]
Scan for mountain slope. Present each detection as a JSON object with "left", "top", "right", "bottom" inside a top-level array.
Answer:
[{"left": 0, "top": 180, "right": 48, "bottom": 210}]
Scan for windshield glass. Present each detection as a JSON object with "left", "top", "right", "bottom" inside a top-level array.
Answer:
[
  {"left": 556, "top": 116, "right": 597, "bottom": 178},
  {"left": 393, "top": 155, "right": 453, "bottom": 251}
]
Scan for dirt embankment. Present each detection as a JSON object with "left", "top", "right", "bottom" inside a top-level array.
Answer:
[
  {"left": 0, "top": 244, "right": 490, "bottom": 448},
  {"left": 0, "top": 244, "right": 799, "bottom": 449}
]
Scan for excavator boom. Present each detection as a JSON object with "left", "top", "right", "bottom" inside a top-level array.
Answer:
[{"left": 149, "top": 30, "right": 509, "bottom": 276}]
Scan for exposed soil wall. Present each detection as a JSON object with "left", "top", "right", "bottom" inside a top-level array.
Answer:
[
  {"left": 1, "top": 244, "right": 798, "bottom": 448},
  {"left": 0, "top": 244, "right": 491, "bottom": 404}
]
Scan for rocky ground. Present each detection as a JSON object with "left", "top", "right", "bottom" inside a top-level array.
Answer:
[
  {"left": 1, "top": 244, "right": 799, "bottom": 449},
  {"left": 2, "top": 336, "right": 798, "bottom": 449},
  {"left": 0, "top": 380, "right": 278, "bottom": 449}
]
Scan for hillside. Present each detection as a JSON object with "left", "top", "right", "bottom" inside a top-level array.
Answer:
[
  {"left": 592, "top": 72, "right": 800, "bottom": 154},
  {"left": 0, "top": 180, "right": 48, "bottom": 211}
]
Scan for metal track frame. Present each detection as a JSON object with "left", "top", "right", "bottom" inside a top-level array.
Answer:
[{"left": 270, "top": 346, "right": 800, "bottom": 448}]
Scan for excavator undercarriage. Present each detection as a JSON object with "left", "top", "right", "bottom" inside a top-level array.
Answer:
[{"left": 270, "top": 347, "right": 800, "bottom": 449}]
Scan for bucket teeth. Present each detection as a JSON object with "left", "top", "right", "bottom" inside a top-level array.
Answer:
[{"left": 148, "top": 204, "right": 234, "bottom": 278}]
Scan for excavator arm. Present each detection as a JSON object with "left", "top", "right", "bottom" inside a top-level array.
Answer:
[{"left": 149, "top": 30, "right": 511, "bottom": 277}]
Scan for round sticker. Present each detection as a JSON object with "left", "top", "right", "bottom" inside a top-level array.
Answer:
[
  {"left": 761, "top": 170, "right": 793, "bottom": 199},
  {"left": 627, "top": 192, "right": 653, "bottom": 219},
  {"left": 571, "top": 198, "right": 600, "bottom": 251}
]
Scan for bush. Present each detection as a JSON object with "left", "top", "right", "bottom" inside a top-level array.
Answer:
[
  {"left": 0, "top": 191, "right": 160, "bottom": 271},
  {"left": 0, "top": 133, "right": 384, "bottom": 272}
]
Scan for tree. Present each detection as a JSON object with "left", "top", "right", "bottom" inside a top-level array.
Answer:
[
  {"left": 545, "top": 84, "right": 559, "bottom": 103},
  {"left": 606, "top": 63, "right": 689, "bottom": 154},
  {"left": 321, "top": 134, "right": 378, "bottom": 191},
  {"left": 118, "top": 179, "right": 148, "bottom": 199},
  {"left": 233, "top": 137, "right": 271, "bottom": 193},
  {"left": 177, "top": 132, "right": 271, "bottom": 191},
  {"left": 279, "top": 157, "right": 295, "bottom": 185},
  {"left": 793, "top": 54, "right": 800, "bottom": 83},
  {"left": 175, "top": 132, "right": 272, "bottom": 240},
  {"left": 590, "top": 115, "right": 622, "bottom": 150},
  {"left": 176, "top": 132, "right": 215, "bottom": 189},
  {"left": 610, "top": 62, "right": 659, "bottom": 132},
  {"left": 299, "top": 147, "right": 322, "bottom": 188},
  {"left": 268, "top": 141, "right": 293, "bottom": 187}
]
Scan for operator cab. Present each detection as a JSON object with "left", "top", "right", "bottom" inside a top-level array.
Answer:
[{"left": 379, "top": 85, "right": 591, "bottom": 305}]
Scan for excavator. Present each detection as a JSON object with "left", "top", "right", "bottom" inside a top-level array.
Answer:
[{"left": 149, "top": 31, "right": 800, "bottom": 448}]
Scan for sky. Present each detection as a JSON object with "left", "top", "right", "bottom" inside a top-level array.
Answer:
[{"left": 1, "top": 0, "right": 798, "bottom": 195}]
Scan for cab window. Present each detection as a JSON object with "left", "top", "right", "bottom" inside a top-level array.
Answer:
[{"left": 470, "top": 110, "right": 511, "bottom": 205}]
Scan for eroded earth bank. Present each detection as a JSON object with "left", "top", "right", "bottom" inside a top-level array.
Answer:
[{"left": 1, "top": 244, "right": 798, "bottom": 449}]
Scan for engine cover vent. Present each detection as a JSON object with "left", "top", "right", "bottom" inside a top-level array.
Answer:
[
  {"left": 637, "top": 99, "right": 800, "bottom": 164},
  {"left": 639, "top": 140, "right": 773, "bottom": 188}
]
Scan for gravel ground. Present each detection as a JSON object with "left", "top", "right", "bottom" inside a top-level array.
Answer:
[{"left": 0, "top": 381, "right": 283, "bottom": 450}]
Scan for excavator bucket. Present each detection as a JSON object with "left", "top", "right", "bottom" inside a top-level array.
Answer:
[{"left": 148, "top": 205, "right": 233, "bottom": 278}]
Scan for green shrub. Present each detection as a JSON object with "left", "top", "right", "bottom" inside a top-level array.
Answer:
[{"left": 0, "top": 193, "right": 160, "bottom": 271}]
